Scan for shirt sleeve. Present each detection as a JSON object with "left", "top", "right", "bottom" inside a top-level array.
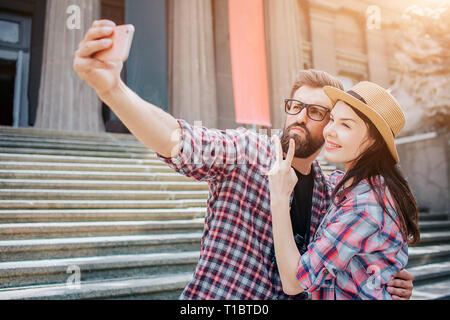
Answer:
[
  {"left": 296, "top": 202, "right": 380, "bottom": 292},
  {"left": 156, "top": 119, "right": 269, "bottom": 182}
]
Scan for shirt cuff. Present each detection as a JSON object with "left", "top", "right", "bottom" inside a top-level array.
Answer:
[
  {"left": 155, "top": 119, "right": 191, "bottom": 171},
  {"left": 296, "top": 236, "right": 337, "bottom": 292}
]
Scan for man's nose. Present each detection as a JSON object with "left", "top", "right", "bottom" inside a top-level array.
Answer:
[{"left": 296, "top": 108, "right": 308, "bottom": 124}]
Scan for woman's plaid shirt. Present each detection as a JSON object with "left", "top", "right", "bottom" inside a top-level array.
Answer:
[
  {"left": 296, "top": 171, "right": 409, "bottom": 299},
  {"left": 157, "top": 119, "right": 331, "bottom": 299}
]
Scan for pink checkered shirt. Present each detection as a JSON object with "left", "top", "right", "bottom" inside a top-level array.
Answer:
[{"left": 296, "top": 171, "right": 409, "bottom": 299}]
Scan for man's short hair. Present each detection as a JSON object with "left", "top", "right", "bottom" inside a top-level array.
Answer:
[{"left": 290, "top": 69, "right": 343, "bottom": 98}]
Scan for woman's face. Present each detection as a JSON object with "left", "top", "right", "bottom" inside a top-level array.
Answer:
[{"left": 323, "top": 101, "right": 374, "bottom": 171}]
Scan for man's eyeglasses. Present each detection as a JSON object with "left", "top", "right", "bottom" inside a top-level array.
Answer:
[{"left": 284, "top": 99, "right": 330, "bottom": 121}]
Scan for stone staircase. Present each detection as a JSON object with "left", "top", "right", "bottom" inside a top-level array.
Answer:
[
  {"left": 0, "top": 125, "right": 205, "bottom": 299},
  {"left": 408, "top": 212, "right": 450, "bottom": 300},
  {"left": 0, "top": 125, "right": 448, "bottom": 300}
]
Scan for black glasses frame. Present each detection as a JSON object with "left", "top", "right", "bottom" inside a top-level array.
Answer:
[{"left": 284, "top": 99, "right": 330, "bottom": 121}]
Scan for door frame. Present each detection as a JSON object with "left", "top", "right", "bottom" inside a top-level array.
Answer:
[{"left": 0, "top": 11, "right": 31, "bottom": 127}]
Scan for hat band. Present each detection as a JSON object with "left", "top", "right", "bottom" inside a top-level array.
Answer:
[
  {"left": 345, "top": 90, "right": 395, "bottom": 137},
  {"left": 347, "top": 90, "right": 367, "bottom": 104}
]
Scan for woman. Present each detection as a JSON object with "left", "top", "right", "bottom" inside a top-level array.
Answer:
[{"left": 268, "top": 81, "right": 420, "bottom": 299}]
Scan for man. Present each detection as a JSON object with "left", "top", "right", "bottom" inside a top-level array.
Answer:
[{"left": 73, "top": 19, "right": 414, "bottom": 299}]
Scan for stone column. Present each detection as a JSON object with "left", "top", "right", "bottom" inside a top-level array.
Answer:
[
  {"left": 366, "top": 28, "right": 390, "bottom": 88},
  {"left": 308, "top": 0, "right": 338, "bottom": 75},
  {"left": 35, "top": 0, "right": 104, "bottom": 132},
  {"left": 264, "top": 0, "right": 305, "bottom": 129},
  {"left": 168, "top": 0, "right": 218, "bottom": 129},
  {"left": 212, "top": 0, "right": 237, "bottom": 130}
]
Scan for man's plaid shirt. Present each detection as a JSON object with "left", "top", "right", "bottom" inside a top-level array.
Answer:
[{"left": 157, "top": 119, "right": 330, "bottom": 299}]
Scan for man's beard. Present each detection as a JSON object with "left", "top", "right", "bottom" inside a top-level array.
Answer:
[{"left": 281, "top": 123, "right": 324, "bottom": 158}]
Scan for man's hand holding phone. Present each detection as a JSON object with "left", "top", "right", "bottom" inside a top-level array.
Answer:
[
  {"left": 73, "top": 20, "right": 133, "bottom": 96},
  {"left": 73, "top": 19, "right": 181, "bottom": 159}
]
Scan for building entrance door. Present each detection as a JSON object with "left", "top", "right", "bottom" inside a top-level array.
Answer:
[{"left": 0, "top": 11, "right": 31, "bottom": 127}]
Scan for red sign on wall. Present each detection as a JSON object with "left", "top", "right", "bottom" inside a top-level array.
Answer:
[{"left": 228, "top": 0, "right": 271, "bottom": 127}]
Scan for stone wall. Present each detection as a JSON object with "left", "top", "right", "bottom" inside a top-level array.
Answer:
[{"left": 396, "top": 131, "right": 450, "bottom": 214}]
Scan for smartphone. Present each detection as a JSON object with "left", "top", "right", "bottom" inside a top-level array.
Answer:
[{"left": 94, "top": 24, "right": 135, "bottom": 62}]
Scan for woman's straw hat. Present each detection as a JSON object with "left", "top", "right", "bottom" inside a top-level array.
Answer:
[{"left": 323, "top": 81, "right": 405, "bottom": 163}]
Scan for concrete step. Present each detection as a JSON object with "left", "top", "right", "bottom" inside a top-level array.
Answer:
[
  {"left": 0, "top": 161, "right": 174, "bottom": 173},
  {"left": 3, "top": 261, "right": 448, "bottom": 300},
  {"left": 419, "top": 220, "right": 450, "bottom": 232},
  {"left": 0, "top": 133, "right": 145, "bottom": 149},
  {"left": 0, "top": 208, "right": 206, "bottom": 222},
  {"left": 0, "top": 207, "right": 443, "bottom": 225},
  {"left": 0, "top": 199, "right": 207, "bottom": 210},
  {"left": 0, "top": 272, "right": 193, "bottom": 300},
  {"left": 0, "top": 251, "right": 199, "bottom": 289},
  {"left": 0, "top": 208, "right": 443, "bottom": 224},
  {"left": 411, "top": 278, "right": 450, "bottom": 300},
  {"left": 0, "top": 147, "right": 156, "bottom": 160},
  {"left": 409, "top": 261, "right": 450, "bottom": 284},
  {"left": 0, "top": 125, "right": 138, "bottom": 142},
  {"left": 417, "top": 231, "right": 450, "bottom": 246},
  {"left": 408, "top": 244, "right": 450, "bottom": 267},
  {"left": 0, "top": 147, "right": 333, "bottom": 168},
  {"left": 0, "top": 169, "right": 194, "bottom": 182},
  {"left": 0, "top": 152, "right": 163, "bottom": 166},
  {"left": 0, "top": 219, "right": 204, "bottom": 239},
  {"left": 0, "top": 179, "right": 208, "bottom": 191},
  {"left": 0, "top": 139, "right": 148, "bottom": 154},
  {"left": 0, "top": 148, "right": 332, "bottom": 171},
  {"left": 418, "top": 212, "right": 449, "bottom": 221},
  {"left": 0, "top": 188, "right": 209, "bottom": 201},
  {"left": 0, "top": 232, "right": 202, "bottom": 261},
  {"left": 0, "top": 216, "right": 444, "bottom": 240}
]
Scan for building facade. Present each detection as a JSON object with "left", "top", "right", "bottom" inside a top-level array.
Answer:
[{"left": 0, "top": 0, "right": 418, "bottom": 133}]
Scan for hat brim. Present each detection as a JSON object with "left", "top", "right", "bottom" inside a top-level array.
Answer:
[{"left": 323, "top": 86, "right": 399, "bottom": 164}]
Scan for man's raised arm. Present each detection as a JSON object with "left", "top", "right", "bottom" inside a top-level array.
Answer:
[{"left": 73, "top": 19, "right": 180, "bottom": 158}]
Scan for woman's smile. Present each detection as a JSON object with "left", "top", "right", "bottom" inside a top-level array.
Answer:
[{"left": 325, "top": 140, "right": 341, "bottom": 150}]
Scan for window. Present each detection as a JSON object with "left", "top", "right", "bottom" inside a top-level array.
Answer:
[{"left": 0, "top": 19, "right": 19, "bottom": 44}]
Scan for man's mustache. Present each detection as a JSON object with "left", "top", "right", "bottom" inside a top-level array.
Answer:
[{"left": 287, "top": 123, "right": 309, "bottom": 136}]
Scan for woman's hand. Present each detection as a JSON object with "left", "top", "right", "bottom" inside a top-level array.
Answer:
[
  {"left": 267, "top": 135, "right": 305, "bottom": 295},
  {"left": 73, "top": 20, "right": 124, "bottom": 96},
  {"left": 267, "top": 136, "right": 298, "bottom": 202}
]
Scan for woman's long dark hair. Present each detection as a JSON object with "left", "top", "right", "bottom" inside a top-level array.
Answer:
[{"left": 331, "top": 106, "right": 420, "bottom": 246}]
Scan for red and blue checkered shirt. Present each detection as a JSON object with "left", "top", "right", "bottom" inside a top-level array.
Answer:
[
  {"left": 157, "top": 119, "right": 330, "bottom": 299},
  {"left": 297, "top": 171, "right": 409, "bottom": 299}
]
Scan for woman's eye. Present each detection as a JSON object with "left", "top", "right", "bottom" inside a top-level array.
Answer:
[{"left": 343, "top": 123, "right": 350, "bottom": 128}]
